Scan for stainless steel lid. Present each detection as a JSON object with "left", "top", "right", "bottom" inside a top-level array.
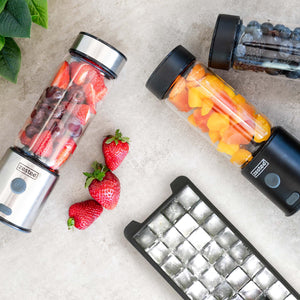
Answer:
[{"left": 70, "top": 32, "right": 127, "bottom": 78}]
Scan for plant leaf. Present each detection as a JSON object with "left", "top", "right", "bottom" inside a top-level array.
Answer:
[
  {"left": 85, "top": 177, "right": 94, "bottom": 189},
  {"left": 0, "top": 0, "right": 31, "bottom": 38},
  {"left": 0, "top": 37, "right": 20, "bottom": 83},
  {"left": 25, "top": 0, "right": 48, "bottom": 29},
  {"left": 0, "top": 36, "right": 5, "bottom": 51},
  {"left": 0, "top": 0, "right": 8, "bottom": 14}
]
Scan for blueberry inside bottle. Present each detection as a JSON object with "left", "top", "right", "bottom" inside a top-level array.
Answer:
[
  {"left": 209, "top": 14, "right": 300, "bottom": 79},
  {"left": 0, "top": 32, "right": 126, "bottom": 232},
  {"left": 146, "top": 45, "right": 300, "bottom": 216}
]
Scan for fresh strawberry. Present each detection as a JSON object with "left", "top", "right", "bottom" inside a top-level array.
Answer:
[
  {"left": 30, "top": 130, "right": 53, "bottom": 158},
  {"left": 84, "top": 162, "right": 120, "bottom": 210},
  {"left": 67, "top": 199, "right": 103, "bottom": 230},
  {"left": 20, "top": 130, "right": 31, "bottom": 146},
  {"left": 102, "top": 129, "right": 130, "bottom": 171},
  {"left": 51, "top": 61, "right": 70, "bottom": 90},
  {"left": 70, "top": 62, "right": 94, "bottom": 85},
  {"left": 90, "top": 72, "right": 107, "bottom": 102},
  {"left": 52, "top": 138, "right": 77, "bottom": 169},
  {"left": 68, "top": 104, "right": 90, "bottom": 125},
  {"left": 83, "top": 83, "right": 96, "bottom": 114}
]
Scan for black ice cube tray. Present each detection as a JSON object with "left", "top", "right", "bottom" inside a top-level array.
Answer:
[{"left": 124, "top": 176, "right": 299, "bottom": 300}]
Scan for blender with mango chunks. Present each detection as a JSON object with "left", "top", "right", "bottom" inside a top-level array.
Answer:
[
  {"left": 146, "top": 45, "right": 300, "bottom": 216},
  {"left": 0, "top": 32, "right": 126, "bottom": 232}
]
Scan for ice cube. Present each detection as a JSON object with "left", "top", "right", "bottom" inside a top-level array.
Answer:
[
  {"left": 203, "top": 214, "right": 225, "bottom": 236},
  {"left": 188, "top": 254, "right": 209, "bottom": 277},
  {"left": 175, "top": 214, "right": 198, "bottom": 237},
  {"left": 148, "top": 214, "right": 172, "bottom": 236},
  {"left": 239, "top": 281, "right": 262, "bottom": 300},
  {"left": 202, "top": 241, "right": 223, "bottom": 264},
  {"left": 135, "top": 227, "right": 157, "bottom": 249},
  {"left": 253, "top": 267, "right": 277, "bottom": 290},
  {"left": 161, "top": 254, "right": 182, "bottom": 277},
  {"left": 230, "top": 295, "right": 243, "bottom": 300},
  {"left": 285, "top": 295, "right": 297, "bottom": 300},
  {"left": 175, "top": 240, "right": 197, "bottom": 264},
  {"left": 163, "top": 201, "right": 185, "bottom": 223},
  {"left": 227, "top": 267, "right": 249, "bottom": 291},
  {"left": 242, "top": 255, "right": 263, "bottom": 277},
  {"left": 204, "top": 296, "right": 217, "bottom": 300},
  {"left": 267, "top": 281, "right": 290, "bottom": 300},
  {"left": 200, "top": 267, "right": 223, "bottom": 292},
  {"left": 162, "top": 227, "right": 185, "bottom": 249},
  {"left": 213, "top": 282, "right": 234, "bottom": 299},
  {"left": 215, "top": 228, "right": 239, "bottom": 250},
  {"left": 147, "top": 241, "right": 169, "bottom": 265},
  {"left": 190, "top": 201, "right": 213, "bottom": 224},
  {"left": 229, "top": 241, "right": 251, "bottom": 264},
  {"left": 214, "top": 254, "right": 237, "bottom": 277},
  {"left": 186, "top": 281, "right": 208, "bottom": 300},
  {"left": 174, "top": 268, "right": 195, "bottom": 291},
  {"left": 176, "top": 186, "right": 200, "bottom": 210},
  {"left": 188, "top": 227, "right": 211, "bottom": 250}
]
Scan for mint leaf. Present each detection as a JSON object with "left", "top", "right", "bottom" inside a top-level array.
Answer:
[
  {"left": 0, "top": 0, "right": 8, "bottom": 14},
  {"left": 25, "top": 0, "right": 48, "bottom": 29},
  {"left": 0, "top": 36, "right": 5, "bottom": 51},
  {"left": 0, "top": 0, "right": 31, "bottom": 38},
  {"left": 0, "top": 37, "right": 21, "bottom": 83}
]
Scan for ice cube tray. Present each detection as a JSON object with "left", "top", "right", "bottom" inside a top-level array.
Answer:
[{"left": 124, "top": 176, "right": 299, "bottom": 300}]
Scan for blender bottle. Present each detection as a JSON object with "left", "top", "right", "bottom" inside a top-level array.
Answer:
[
  {"left": 209, "top": 14, "right": 300, "bottom": 79},
  {"left": 0, "top": 32, "right": 126, "bottom": 232},
  {"left": 146, "top": 45, "right": 300, "bottom": 216}
]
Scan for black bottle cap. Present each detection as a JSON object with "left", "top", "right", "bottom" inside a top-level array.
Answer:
[
  {"left": 146, "top": 45, "right": 196, "bottom": 99},
  {"left": 241, "top": 127, "right": 300, "bottom": 216},
  {"left": 209, "top": 14, "right": 242, "bottom": 70}
]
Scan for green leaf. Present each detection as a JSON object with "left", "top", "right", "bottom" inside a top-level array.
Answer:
[
  {"left": 0, "top": 0, "right": 31, "bottom": 38},
  {"left": 85, "top": 177, "right": 94, "bottom": 189},
  {"left": 0, "top": 36, "right": 5, "bottom": 51},
  {"left": 0, "top": 37, "right": 20, "bottom": 83},
  {"left": 0, "top": 0, "right": 8, "bottom": 14},
  {"left": 25, "top": 0, "right": 48, "bottom": 29}
]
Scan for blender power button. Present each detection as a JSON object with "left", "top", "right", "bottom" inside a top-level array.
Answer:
[
  {"left": 286, "top": 192, "right": 300, "bottom": 206},
  {"left": 264, "top": 173, "right": 281, "bottom": 189},
  {"left": 10, "top": 178, "right": 26, "bottom": 194}
]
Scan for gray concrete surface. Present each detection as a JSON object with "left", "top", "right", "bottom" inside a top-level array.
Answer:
[{"left": 0, "top": 1, "right": 299, "bottom": 299}]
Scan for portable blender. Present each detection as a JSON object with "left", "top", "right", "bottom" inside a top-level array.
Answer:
[
  {"left": 209, "top": 14, "right": 300, "bottom": 79},
  {"left": 146, "top": 46, "right": 300, "bottom": 216},
  {"left": 0, "top": 32, "right": 126, "bottom": 232}
]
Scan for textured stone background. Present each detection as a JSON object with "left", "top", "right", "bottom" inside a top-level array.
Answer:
[{"left": 0, "top": 1, "right": 300, "bottom": 299}]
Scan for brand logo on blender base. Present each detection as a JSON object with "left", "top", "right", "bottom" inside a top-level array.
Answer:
[
  {"left": 16, "top": 163, "right": 39, "bottom": 180},
  {"left": 251, "top": 159, "right": 269, "bottom": 178}
]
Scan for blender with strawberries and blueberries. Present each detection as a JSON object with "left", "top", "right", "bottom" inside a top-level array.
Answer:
[
  {"left": 0, "top": 32, "right": 126, "bottom": 232},
  {"left": 146, "top": 45, "right": 300, "bottom": 216}
]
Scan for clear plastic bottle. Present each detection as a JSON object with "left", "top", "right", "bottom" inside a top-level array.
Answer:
[
  {"left": 17, "top": 32, "right": 126, "bottom": 170},
  {"left": 209, "top": 14, "right": 300, "bottom": 79},
  {"left": 0, "top": 32, "right": 126, "bottom": 232},
  {"left": 146, "top": 45, "right": 300, "bottom": 216}
]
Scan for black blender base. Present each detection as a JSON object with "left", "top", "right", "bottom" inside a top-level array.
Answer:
[
  {"left": 0, "top": 216, "right": 31, "bottom": 233},
  {"left": 242, "top": 127, "right": 300, "bottom": 215}
]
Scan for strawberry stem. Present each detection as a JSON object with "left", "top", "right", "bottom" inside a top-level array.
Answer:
[
  {"left": 67, "top": 217, "right": 75, "bottom": 230},
  {"left": 105, "top": 129, "right": 130, "bottom": 145},
  {"left": 83, "top": 161, "right": 109, "bottom": 188}
]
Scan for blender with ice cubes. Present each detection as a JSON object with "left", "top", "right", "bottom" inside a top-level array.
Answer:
[
  {"left": 209, "top": 14, "right": 300, "bottom": 79},
  {"left": 0, "top": 32, "right": 126, "bottom": 232},
  {"left": 146, "top": 45, "right": 300, "bottom": 215}
]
